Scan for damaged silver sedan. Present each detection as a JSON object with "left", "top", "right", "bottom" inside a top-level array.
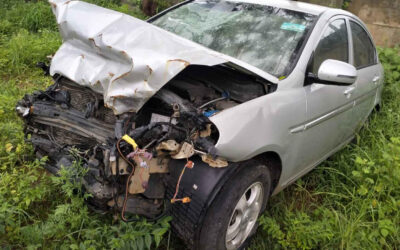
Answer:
[{"left": 16, "top": 0, "right": 383, "bottom": 249}]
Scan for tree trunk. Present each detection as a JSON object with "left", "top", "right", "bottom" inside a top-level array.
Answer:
[{"left": 141, "top": 0, "right": 158, "bottom": 16}]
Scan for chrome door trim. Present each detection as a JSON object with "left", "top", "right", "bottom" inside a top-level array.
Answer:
[
  {"left": 290, "top": 86, "right": 377, "bottom": 134},
  {"left": 290, "top": 101, "right": 353, "bottom": 133}
]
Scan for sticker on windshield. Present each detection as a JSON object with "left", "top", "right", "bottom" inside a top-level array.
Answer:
[{"left": 280, "top": 22, "right": 306, "bottom": 32}]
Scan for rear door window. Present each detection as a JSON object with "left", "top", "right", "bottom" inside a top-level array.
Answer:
[{"left": 350, "top": 21, "right": 376, "bottom": 68}]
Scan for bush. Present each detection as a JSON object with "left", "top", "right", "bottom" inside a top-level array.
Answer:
[
  {"left": 0, "top": 1, "right": 57, "bottom": 35},
  {"left": 0, "top": 29, "right": 61, "bottom": 75},
  {"left": 379, "top": 47, "right": 400, "bottom": 84},
  {"left": 0, "top": 0, "right": 24, "bottom": 10}
]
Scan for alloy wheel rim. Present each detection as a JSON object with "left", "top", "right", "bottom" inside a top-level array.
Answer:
[{"left": 225, "top": 182, "right": 264, "bottom": 250}]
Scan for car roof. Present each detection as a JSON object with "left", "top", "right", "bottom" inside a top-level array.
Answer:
[{"left": 224, "top": 0, "right": 330, "bottom": 15}]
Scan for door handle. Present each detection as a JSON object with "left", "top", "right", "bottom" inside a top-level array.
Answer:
[
  {"left": 373, "top": 76, "right": 380, "bottom": 85},
  {"left": 343, "top": 87, "right": 355, "bottom": 97}
]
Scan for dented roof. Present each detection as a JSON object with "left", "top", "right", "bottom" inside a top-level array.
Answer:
[{"left": 49, "top": 0, "right": 278, "bottom": 115}]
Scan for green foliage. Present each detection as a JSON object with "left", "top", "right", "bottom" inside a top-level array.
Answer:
[
  {"left": 0, "top": 0, "right": 147, "bottom": 76},
  {"left": 0, "top": 0, "right": 25, "bottom": 10},
  {"left": 254, "top": 46, "right": 400, "bottom": 249},
  {"left": 379, "top": 47, "right": 400, "bottom": 84},
  {"left": 84, "top": 0, "right": 148, "bottom": 19},
  {"left": 0, "top": 1, "right": 57, "bottom": 34},
  {"left": 342, "top": 0, "right": 352, "bottom": 10},
  {"left": 8, "top": 1, "right": 58, "bottom": 33},
  {"left": 259, "top": 208, "right": 335, "bottom": 249},
  {"left": 0, "top": 29, "right": 61, "bottom": 75}
]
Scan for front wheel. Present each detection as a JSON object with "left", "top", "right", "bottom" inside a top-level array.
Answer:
[{"left": 196, "top": 163, "right": 272, "bottom": 250}]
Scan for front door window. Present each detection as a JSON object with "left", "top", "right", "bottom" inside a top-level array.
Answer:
[{"left": 312, "top": 19, "right": 349, "bottom": 74}]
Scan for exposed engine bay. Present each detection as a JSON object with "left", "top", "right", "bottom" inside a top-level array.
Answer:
[{"left": 16, "top": 65, "right": 276, "bottom": 219}]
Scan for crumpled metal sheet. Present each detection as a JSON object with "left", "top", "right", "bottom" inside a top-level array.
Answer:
[{"left": 49, "top": 0, "right": 277, "bottom": 114}]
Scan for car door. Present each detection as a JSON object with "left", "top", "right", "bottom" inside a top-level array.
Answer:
[
  {"left": 290, "top": 17, "right": 359, "bottom": 179},
  {"left": 348, "top": 19, "right": 382, "bottom": 130}
]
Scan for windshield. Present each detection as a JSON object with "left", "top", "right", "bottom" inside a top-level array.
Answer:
[{"left": 152, "top": 0, "right": 316, "bottom": 77}]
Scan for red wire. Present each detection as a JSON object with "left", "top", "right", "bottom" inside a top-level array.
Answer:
[{"left": 117, "top": 138, "right": 137, "bottom": 222}]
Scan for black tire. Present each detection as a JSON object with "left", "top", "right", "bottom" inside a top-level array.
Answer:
[{"left": 196, "top": 162, "right": 272, "bottom": 250}]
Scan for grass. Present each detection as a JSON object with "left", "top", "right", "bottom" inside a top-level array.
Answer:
[{"left": 0, "top": 0, "right": 399, "bottom": 249}]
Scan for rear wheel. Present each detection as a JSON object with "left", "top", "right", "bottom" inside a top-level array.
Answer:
[{"left": 196, "top": 163, "right": 272, "bottom": 250}]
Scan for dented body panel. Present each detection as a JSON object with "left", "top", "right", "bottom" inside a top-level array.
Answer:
[{"left": 49, "top": 0, "right": 277, "bottom": 115}]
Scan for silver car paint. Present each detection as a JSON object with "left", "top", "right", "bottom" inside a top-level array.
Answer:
[
  {"left": 317, "top": 59, "right": 358, "bottom": 85},
  {"left": 213, "top": 10, "right": 383, "bottom": 194},
  {"left": 48, "top": 0, "right": 383, "bottom": 195}
]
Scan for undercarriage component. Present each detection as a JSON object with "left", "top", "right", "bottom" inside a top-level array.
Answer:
[
  {"left": 156, "top": 140, "right": 180, "bottom": 153},
  {"left": 143, "top": 174, "right": 166, "bottom": 199},
  {"left": 109, "top": 195, "right": 163, "bottom": 218},
  {"left": 129, "top": 161, "right": 150, "bottom": 194},
  {"left": 171, "top": 142, "right": 195, "bottom": 159},
  {"left": 201, "top": 154, "right": 228, "bottom": 168}
]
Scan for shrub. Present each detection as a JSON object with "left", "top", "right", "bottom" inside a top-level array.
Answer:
[
  {"left": 0, "top": 1, "right": 57, "bottom": 35},
  {"left": 0, "top": 29, "right": 61, "bottom": 75}
]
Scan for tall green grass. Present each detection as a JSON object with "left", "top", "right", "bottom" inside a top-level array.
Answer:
[{"left": 0, "top": 30, "right": 61, "bottom": 75}]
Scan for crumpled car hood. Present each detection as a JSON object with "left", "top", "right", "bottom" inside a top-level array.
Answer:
[{"left": 49, "top": 0, "right": 278, "bottom": 114}]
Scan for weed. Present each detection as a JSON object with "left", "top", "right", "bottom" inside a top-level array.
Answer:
[{"left": 0, "top": 29, "right": 61, "bottom": 75}]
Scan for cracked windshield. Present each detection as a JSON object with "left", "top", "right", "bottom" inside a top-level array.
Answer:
[{"left": 152, "top": 0, "right": 317, "bottom": 77}]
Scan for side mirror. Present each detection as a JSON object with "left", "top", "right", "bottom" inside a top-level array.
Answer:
[{"left": 316, "top": 59, "right": 357, "bottom": 85}]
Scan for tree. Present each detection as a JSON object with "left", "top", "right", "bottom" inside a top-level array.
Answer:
[
  {"left": 141, "top": 0, "right": 157, "bottom": 16},
  {"left": 141, "top": 0, "right": 183, "bottom": 16}
]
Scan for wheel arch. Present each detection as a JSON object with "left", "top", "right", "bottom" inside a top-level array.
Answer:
[
  {"left": 252, "top": 151, "right": 282, "bottom": 195},
  {"left": 166, "top": 152, "right": 282, "bottom": 248}
]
